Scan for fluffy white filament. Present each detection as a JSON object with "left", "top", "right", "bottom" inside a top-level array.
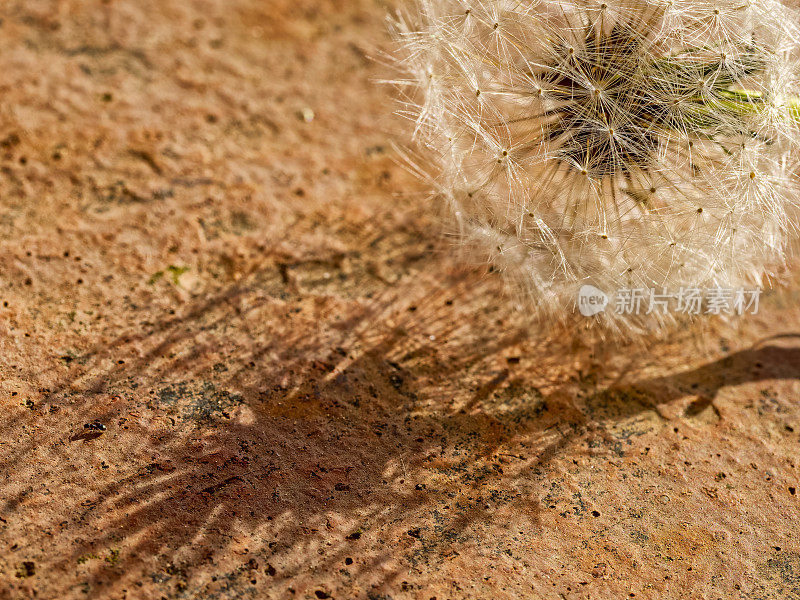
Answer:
[{"left": 391, "top": 0, "right": 800, "bottom": 334}]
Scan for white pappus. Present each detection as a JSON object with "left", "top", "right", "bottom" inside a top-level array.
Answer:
[{"left": 390, "top": 0, "right": 800, "bottom": 335}]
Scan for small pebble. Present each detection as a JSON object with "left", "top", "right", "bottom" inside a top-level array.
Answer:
[{"left": 299, "top": 108, "right": 315, "bottom": 123}]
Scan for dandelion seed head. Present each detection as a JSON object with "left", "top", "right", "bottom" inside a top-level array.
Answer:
[{"left": 391, "top": 0, "right": 800, "bottom": 335}]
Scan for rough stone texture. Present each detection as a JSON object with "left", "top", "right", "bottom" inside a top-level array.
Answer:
[{"left": 1, "top": 1, "right": 799, "bottom": 599}]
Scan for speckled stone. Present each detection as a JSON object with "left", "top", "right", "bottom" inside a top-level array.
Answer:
[{"left": 1, "top": 1, "right": 799, "bottom": 599}]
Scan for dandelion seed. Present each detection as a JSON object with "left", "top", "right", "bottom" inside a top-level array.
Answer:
[{"left": 390, "top": 0, "right": 800, "bottom": 334}]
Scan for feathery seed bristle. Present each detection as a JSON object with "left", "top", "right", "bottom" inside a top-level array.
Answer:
[{"left": 390, "top": 0, "right": 800, "bottom": 335}]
